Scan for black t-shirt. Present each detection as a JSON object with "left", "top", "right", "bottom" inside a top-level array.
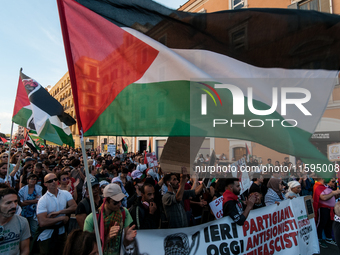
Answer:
[
  {"left": 75, "top": 197, "right": 103, "bottom": 216},
  {"left": 223, "top": 199, "right": 246, "bottom": 226}
]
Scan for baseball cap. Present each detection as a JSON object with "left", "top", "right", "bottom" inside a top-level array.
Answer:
[
  {"left": 84, "top": 176, "right": 99, "bottom": 187},
  {"left": 103, "top": 184, "right": 126, "bottom": 201},
  {"left": 25, "top": 157, "right": 35, "bottom": 163}
]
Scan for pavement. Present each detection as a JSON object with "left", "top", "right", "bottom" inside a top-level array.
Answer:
[{"left": 318, "top": 242, "right": 340, "bottom": 255}]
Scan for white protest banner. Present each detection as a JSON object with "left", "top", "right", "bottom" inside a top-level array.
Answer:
[
  {"left": 126, "top": 197, "right": 319, "bottom": 255},
  {"left": 107, "top": 144, "right": 116, "bottom": 157},
  {"left": 231, "top": 157, "right": 251, "bottom": 194},
  {"left": 209, "top": 196, "right": 223, "bottom": 219}
]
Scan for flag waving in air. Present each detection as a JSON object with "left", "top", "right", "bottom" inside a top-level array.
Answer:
[
  {"left": 122, "top": 137, "right": 128, "bottom": 153},
  {"left": 12, "top": 69, "right": 76, "bottom": 147},
  {"left": 57, "top": 0, "right": 340, "bottom": 168}
]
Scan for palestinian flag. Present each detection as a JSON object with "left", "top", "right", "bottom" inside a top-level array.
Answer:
[
  {"left": 57, "top": 0, "right": 340, "bottom": 171},
  {"left": 0, "top": 137, "right": 8, "bottom": 144},
  {"left": 148, "top": 138, "right": 151, "bottom": 153},
  {"left": 122, "top": 137, "right": 128, "bottom": 153},
  {"left": 12, "top": 69, "right": 76, "bottom": 147},
  {"left": 25, "top": 133, "right": 41, "bottom": 153}
]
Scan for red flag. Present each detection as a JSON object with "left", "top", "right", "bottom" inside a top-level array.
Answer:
[{"left": 0, "top": 137, "right": 7, "bottom": 143}]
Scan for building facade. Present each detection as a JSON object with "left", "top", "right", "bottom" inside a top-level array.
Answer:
[{"left": 177, "top": 0, "right": 340, "bottom": 163}]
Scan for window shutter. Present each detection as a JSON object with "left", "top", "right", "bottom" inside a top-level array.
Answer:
[{"left": 319, "top": 0, "right": 330, "bottom": 13}]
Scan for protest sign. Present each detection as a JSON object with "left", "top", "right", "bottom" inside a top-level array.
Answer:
[
  {"left": 209, "top": 195, "right": 223, "bottom": 220},
  {"left": 107, "top": 144, "right": 116, "bottom": 156},
  {"left": 328, "top": 143, "right": 340, "bottom": 161},
  {"left": 230, "top": 157, "right": 251, "bottom": 194},
  {"left": 127, "top": 197, "right": 319, "bottom": 255}
]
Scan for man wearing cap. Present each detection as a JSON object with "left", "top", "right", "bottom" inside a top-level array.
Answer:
[
  {"left": 83, "top": 183, "right": 136, "bottom": 255},
  {"left": 35, "top": 173, "right": 77, "bottom": 255},
  {"left": 75, "top": 176, "right": 103, "bottom": 229}
]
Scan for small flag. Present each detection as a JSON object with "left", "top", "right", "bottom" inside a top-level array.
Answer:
[
  {"left": 148, "top": 138, "right": 151, "bottom": 153},
  {"left": 122, "top": 137, "right": 128, "bottom": 153}
]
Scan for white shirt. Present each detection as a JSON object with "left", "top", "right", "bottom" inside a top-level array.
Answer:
[
  {"left": 0, "top": 175, "right": 17, "bottom": 188},
  {"left": 136, "top": 164, "right": 147, "bottom": 172},
  {"left": 36, "top": 189, "right": 73, "bottom": 241}
]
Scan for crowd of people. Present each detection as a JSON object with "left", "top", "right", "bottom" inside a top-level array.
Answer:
[{"left": 0, "top": 144, "right": 339, "bottom": 254}]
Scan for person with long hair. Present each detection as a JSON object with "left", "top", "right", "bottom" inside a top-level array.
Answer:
[{"left": 63, "top": 229, "right": 98, "bottom": 255}]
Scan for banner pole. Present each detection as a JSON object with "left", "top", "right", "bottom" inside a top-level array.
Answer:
[
  {"left": 6, "top": 122, "right": 14, "bottom": 181},
  {"left": 80, "top": 129, "right": 103, "bottom": 255}
]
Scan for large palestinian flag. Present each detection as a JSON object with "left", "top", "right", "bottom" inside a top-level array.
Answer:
[
  {"left": 57, "top": 0, "right": 340, "bottom": 166},
  {"left": 12, "top": 69, "right": 76, "bottom": 147}
]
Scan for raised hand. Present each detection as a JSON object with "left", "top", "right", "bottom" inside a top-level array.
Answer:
[
  {"left": 125, "top": 225, "right": 137, "bottom": 242},
  {"left": 109, "top": 222, "right": 120, "bottom": 239},
  {"left": 149, "top": 202, "right": 157, "bottom": 214}
]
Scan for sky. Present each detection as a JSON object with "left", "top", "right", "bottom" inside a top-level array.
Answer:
[{"left": 0, "top": 0, "right": 187, "bottom": 135}]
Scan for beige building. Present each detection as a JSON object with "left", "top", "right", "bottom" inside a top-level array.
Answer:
[
  {"left": 48, "top": 72, "right": 99, "bottom": 149},
  {"left": 177, "top": 0, "right": 340, "bottom": 164}
]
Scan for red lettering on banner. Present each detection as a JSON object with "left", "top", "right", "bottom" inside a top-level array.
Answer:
[
  {"left": 275, "top": 236, "right": 281, "bottom": 252},
  {"left": 246, "top": 237, "right": 253, "bottom": 250},
  {"left": 273, "top": 212, "right": 277, "bottom": 225},
  {"left": 256, "top": 216, "right": 264, "bottom": 231},
  {"left": 243, "top": 221, "right": 249, "bottom": 236},
  {"left": 269, "top": 239, "right": 275, "bottom": 254},
  {"left": 263, "top": 214, "right": 269, "bottom": 228},
  {"left": 289, "top": 231, "right": 298, "bottom": 246},
  {"left": 283, "top": 233, "right": 292, "bottom": 248},
  {"left": 250, "top": 218, "right": 258, "bottom": 234}
]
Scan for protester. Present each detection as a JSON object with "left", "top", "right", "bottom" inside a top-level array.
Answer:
[
  {"left": 313, "top": 177, "right": 340, "bottom": 248},
  {"left": 83, "top": 184, "right": 136, "bottom": 255},
  {"left": 285, "top": 181, "right": 301, "bottom": 198},
  {"left": 0, "top": 188, "right": 30, "bottom": 254},
  {"left": 35, "top": 173, "right": 77, "bottom": 255},
  {"left": 76, "top": 176, "right": 102, "bottom": 229},
  {"left": 223, "top": 178, "right": 256, "bottom": 225},
  {"left": 18, "top": 173, "right": 42, "bottom": 237},
  {"left": 162, "top": 168, "right": 203, "bottom": 228},
  {"left": 63, "top": 229, "right": 98, "bottom": 255},
  {"left": 129, "top": 183, "right": 160, "bottom": 229},
  {"left": 264, "top": 178, "right": 286, "bottom": 206},
  {"left": 333, "top": 201, "right": 340, "bottom": 252}
]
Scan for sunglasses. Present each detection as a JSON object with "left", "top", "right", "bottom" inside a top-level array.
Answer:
[
  {"left": 45, "top": 178, "right": 58, "bottom": 184},
  {"left": 1, "top": 156, "right": 8, "bottom": 158},
  {"left": 113, "top": 199, "right": 123, "bottom": 205},
  {"left": 62, "top": 177, "right": 69, "bottom": 181}
]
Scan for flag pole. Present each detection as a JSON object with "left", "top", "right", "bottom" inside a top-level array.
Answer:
[
  {"left": 6, "top": 122, "right": 14, "bottom": 181},
  {"left": 80, "top": 129, "right": 103, "bottom": 255}
]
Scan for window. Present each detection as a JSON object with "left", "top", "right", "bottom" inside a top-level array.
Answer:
[
  {"left": 299, "top": 0, "right": 318, "bottom": 10},
  {"left": 231, "top": 0, "right": 244, "bottom": 10}
]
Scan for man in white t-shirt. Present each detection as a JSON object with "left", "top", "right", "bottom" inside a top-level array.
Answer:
[{"left": 36, "top": 173, "right": 77, "bottom": 255}]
